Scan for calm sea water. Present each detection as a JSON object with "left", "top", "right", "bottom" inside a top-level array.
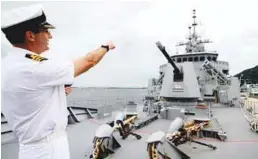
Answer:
[{"left": 67, "top": 87, "right": 147, "bottom": 111}]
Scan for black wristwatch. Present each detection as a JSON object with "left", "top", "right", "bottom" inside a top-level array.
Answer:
[{"left": 101, "top": 45, "right": 109, "bottom": 52}]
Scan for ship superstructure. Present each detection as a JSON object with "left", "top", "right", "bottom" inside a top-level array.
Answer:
[{"left": 148, "top": 9, "right": 240, "bottom": 105}]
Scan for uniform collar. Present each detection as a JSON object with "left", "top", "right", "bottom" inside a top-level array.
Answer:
[{"left": 10, "top": 47, "right": 42, "bottom": 56}]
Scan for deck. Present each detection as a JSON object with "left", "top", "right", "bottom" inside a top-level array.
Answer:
[{"left": 2, "top": 104, "right": 258, "bottom": 159}]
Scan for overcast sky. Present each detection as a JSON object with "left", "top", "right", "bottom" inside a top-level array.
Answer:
[{"left": 1, "top": 0, "right": 258, "bottom": 87}]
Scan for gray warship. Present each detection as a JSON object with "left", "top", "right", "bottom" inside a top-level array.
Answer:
[{"left": 2, "top": 9, "right": 258, "bottom": 159}]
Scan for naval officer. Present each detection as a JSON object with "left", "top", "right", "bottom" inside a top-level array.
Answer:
[{"left": 1, "top": 4, "right": 115, "bottom": 159}]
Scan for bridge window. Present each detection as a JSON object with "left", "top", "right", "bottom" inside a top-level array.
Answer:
[
  {"left": 188, "top": 57, "right": 193, "bottom": 61},
  {"left": 177, "top": 58, "right": 182, "bottom": 63},
  {"left": 183, "top": 58, "right": 187, "bottom": 62},
  {"left": 194, "top": 57, "right": 199, "bottom": 61},
  {"left": 200, "top": 56, "right": 205, "bottom": 61},
  {"left": 212, "top": 57, "right": 217, "bottom": 61},
  {"left": 207, "top": 56, "right": 211, "bottom": 61},
  {"left": 222, "top": 70, "right": 229, "bottom": 75}
]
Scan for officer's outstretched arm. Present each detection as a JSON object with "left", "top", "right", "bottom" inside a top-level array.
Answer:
[{"left": 73, "top": 41, "right": 115, "bottom": 77}]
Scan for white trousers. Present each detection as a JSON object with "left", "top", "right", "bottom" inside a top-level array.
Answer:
[{"left": 18, "top": 131, "right": 70, "bottom": 159}]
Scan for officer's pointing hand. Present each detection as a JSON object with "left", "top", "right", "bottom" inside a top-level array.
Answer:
[{"left": 106, "top": 41, "right": 115, "bottom": 50}]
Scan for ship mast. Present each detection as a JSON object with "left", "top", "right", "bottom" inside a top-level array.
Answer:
[
  {"left": 192, "top": 9, "right": 197, "bottom": 40},
  {"left": 176, "top": 9, "right": 212, "bottom": 53}
]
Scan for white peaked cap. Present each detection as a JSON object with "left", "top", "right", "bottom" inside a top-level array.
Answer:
[{"left": 1, "top": 4, "right": 55, "bottom": 33}]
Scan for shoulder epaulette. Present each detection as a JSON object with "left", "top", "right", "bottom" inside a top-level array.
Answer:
[
  {"left": 25, "top": 53, "right": 48, "bottom": 62},
  {"left": 24, "top": 53, "right": 72, "bottom": 88}
]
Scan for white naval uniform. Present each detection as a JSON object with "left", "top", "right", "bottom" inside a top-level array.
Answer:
[{"left": 1, "top": 47, "right": 74, "bottom": 159}]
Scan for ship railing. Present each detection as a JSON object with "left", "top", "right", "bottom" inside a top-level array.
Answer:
[
  {"left": 67, "top": 97, "right": 145, "bottom": 119},
  {"left": 202, "top": 60, "right": 228, "bottom": 84},
  {"left": 242, "top": 98, "right": 258, "bottom": 115}
]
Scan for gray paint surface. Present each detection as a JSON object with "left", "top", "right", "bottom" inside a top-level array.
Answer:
[
  {"left": 160, "top": 62, "right": 201, "bottom": 99},
  {"left": 2, "top": 104, "right": 258, "bottom": 159}
]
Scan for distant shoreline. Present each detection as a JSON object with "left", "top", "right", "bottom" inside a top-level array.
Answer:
[{"left": 71, "top": 87, "right": 147, "bottom": 89}]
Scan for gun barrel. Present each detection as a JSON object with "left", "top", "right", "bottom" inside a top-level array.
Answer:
[{"left": 156, "top": 41, "right": 180, "bottom": 74}]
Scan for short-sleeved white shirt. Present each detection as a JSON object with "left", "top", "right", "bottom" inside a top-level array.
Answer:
[{"left": 1, "top": 47, "right": 74, "bottom": 144}]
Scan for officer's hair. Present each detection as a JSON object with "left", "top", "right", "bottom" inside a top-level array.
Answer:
[{"left": 4, "top": 28, "right": 40, "bottom": 45}]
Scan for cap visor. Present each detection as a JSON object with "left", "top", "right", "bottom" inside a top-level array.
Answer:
[{"left": 40, "top": 22, "right": 55, "bottom": 29}]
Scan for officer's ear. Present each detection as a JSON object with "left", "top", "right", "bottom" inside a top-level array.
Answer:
[{"left": 25, "top": 31, "right": 36, "bottom": 42}]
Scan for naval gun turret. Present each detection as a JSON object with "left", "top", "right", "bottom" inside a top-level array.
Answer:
[
  {"left": 156, "top": 41, "right": 183, "bottom": 82},
  {"left": 155, "top": 41, "right": 201, "bottom": 101}
]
